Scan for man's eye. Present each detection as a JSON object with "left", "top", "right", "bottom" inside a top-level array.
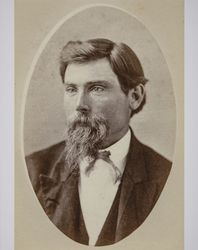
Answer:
[
  {"left": 91, "top": 86, "right": 105, "bottom": 93},
  {"left": 65, "top": 87, "right": 77, "bottom": 94}
]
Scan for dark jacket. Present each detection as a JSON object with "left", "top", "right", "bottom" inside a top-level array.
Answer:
[{"left": 25, "top": 131, "right": 172, "bottom": 246}]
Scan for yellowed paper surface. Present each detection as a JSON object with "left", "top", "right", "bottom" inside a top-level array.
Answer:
[{"left": 15, "top": 0, "right": 183, "bottom": 249}]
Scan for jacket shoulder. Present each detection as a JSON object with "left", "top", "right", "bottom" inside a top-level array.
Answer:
[
  {"left": 25, "top": 141, "right": 65, "bottom": 192},
  {"left": 142, "top": 143, "right": 172, "bottom": 183}
]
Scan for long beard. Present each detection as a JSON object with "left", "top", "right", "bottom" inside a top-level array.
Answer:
[{"left": 64, "top": 112, "right": 109, "bottom": 171}]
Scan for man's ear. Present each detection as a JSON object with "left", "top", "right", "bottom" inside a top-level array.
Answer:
[{"left": 128, "top": 84, "right": 145, "bottom": 111}]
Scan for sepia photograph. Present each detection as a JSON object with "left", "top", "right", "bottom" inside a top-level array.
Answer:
[
  {"left": 23, "top": 6, "right": 176, "bottom": 246},
  {"left": 14, "top": 1, "right": 184, "bottom": 249}
]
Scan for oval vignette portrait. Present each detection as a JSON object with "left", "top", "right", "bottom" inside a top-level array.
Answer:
[{"left": 23, "top": 6, "right": 176, "bottom": 246}]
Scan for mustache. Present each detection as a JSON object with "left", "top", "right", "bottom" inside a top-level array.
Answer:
[
  {"left": 64, "top": 112, "right": 109, "bottom": 171},
  {"left": 66, "top": 112, "right": 108, "bottom": 136}
]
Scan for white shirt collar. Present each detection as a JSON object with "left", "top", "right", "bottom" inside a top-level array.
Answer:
[{"left": 100, "top": 128, "right": 131, "bottom": 175}]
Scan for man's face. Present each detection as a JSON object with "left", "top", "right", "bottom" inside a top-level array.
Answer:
[{"left": 63, "top": 58, "right": 132, "bottom": 147}]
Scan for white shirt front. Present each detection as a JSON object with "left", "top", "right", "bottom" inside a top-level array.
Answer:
[{"left": 78, "top": 129, "right": 131, "bottom": 245}]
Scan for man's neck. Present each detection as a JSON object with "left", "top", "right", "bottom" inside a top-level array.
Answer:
[{"left": 100, "top": 126, "right": 130, "bottom": 149}]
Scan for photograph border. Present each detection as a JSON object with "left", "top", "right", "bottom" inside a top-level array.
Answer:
[{"left": 1, "top": 0, "right": 197, "bottom": 249}]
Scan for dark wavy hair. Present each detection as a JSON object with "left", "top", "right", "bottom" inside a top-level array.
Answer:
[{"left": 60, "top": 38, "right": 148, "bottom": 114}]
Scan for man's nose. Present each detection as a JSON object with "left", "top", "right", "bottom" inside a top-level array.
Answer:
[{"left": 76, "top": 91, "right": 90, "bottom": 113}]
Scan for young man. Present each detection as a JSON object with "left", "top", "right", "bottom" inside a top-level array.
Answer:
[{"left": 26, "top": 38, "right": 171, "bottom": 246}]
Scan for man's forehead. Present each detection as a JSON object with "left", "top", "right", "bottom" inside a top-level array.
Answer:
[{"left": 64, "top": 58, "right": 119, "bottom": 85}]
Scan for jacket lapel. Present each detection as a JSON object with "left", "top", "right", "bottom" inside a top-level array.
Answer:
[
  {"left": 39, "top": 149, "right": 89, "bottom": 244},
  {"left": 116, "top": 132, "right": 158, "bottom": 242},
  {"left": 117, "top": 132, "right": 147, "bottom": 226}
]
